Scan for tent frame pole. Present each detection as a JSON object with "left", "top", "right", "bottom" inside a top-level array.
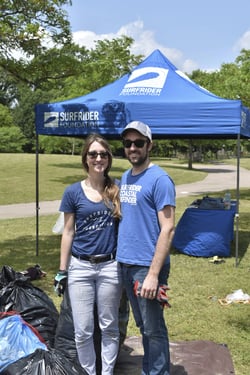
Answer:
[
  {"left": 235, "top": 134, "right": 241, "bottom": 267},
  {"left": 36, "top": 134, "right": 39, "bottom": 256}
]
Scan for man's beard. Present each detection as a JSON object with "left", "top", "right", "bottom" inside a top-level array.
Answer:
[{"left": 127, "top": 152, "right": 148, "bottom": 167}]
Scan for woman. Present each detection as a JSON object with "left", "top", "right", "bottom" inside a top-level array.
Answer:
[{"left": 55, "top": 134, "right": 122, "bottom": 375}]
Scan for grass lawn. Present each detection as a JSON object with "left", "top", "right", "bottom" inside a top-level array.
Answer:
[{"left": 0, "top": 153, "right": 249, "bottom": 375}]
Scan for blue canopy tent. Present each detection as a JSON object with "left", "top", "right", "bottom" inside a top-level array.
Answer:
[
  {"left": 36, "top": 49, "right": 250, "bottom": 139},
  {"left": 35, "top": 49, "right": 250, "bottom": 262}
]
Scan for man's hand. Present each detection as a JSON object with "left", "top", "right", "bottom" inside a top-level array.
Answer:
[
  {"left": 134, "top": 280, "right": 171, "bottom": 308},
  {"left": 135, "top": 273, "right": 158, "bottom": 299},
  {"left": 54, "top": 270, "right": 68, "bottom": 296}
]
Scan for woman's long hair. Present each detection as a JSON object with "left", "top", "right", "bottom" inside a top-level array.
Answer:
[{"left": 81, "top": 133, "right": 121, "bottom": 219}]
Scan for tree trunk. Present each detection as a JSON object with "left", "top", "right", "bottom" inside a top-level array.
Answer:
[{"left": 188, "top": 139, "right": 193, "bottom": 170}]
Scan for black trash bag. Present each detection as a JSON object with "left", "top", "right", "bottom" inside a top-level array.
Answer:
[
  {"left": 54, "top": 287, "right": 102, "bottom": 374},
  {"left": 54, "top": 287, "right": 78, "bottom": 362},
  {"left": 0, "top": 265, "right": 59, "bottom": 348},
  {"left": 1, "top": 348, "right": 87, "bottom": 375},
  {"left": 0, "top": 264, "right": 19, "bottom": 288}
]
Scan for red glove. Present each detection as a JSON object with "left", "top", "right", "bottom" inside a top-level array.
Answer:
[
  {"left": 133, "top": 280, "right": 171, "bottom": 308},
  {"left": 157, "top": 284, "right": 171, "bottom": 308}
]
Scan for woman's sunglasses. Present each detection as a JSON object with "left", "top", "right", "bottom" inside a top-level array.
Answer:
[
  {"left": 123, "top": 139, "right": 148, "bottom": 148},
  {"left": 87, "top": 151, "right": 109, "bottom": 159}
]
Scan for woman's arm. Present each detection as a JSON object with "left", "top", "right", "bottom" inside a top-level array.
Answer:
[{"left": 59, "top": 212, "right": 75, "bottom": 271}]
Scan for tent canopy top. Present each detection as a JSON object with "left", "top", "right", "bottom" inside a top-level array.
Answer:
[{"left": 35, "top": 49, "right": 250, "bottom": 139}]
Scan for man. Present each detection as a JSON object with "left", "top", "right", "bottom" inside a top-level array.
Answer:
[{"left": 116, "top": 121, "right": 176, "bottom": 375}]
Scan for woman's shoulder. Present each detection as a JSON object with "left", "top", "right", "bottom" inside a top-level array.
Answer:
[{"left": 64, "top": 181, "right": 82, "bottom": 194}]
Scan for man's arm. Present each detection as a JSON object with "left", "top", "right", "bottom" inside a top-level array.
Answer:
[{"left": 140, "top": 205, "right": 175, "bottom": 299}]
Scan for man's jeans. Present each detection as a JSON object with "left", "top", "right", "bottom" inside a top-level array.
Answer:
[
  {"left": 121, "top": 263, "right": 170, "bottom": 375},
  {"left": 68, "top": 256, "right": 122, "bottom": 375}
]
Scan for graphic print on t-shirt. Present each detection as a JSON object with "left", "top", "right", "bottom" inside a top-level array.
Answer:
[{"left": 120, "top": 183, "right": 142, "bottom": 205}]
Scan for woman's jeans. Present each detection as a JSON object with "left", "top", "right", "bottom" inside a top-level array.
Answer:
[
  {"left": 68, "top": 256, "right": 122, "bottom": 375},
  {"left": 121, "top": 263, "right": 170, "bottom": 375}
]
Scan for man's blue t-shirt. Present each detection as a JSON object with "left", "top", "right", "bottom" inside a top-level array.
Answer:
[
  {"left": 116, "top": 165, "right": 175, "bottom": 266},
  {"left": 59, "top": 182, "right": 118, "bottom": 256}
]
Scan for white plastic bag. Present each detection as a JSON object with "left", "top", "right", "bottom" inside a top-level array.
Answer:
[
  {"left": 225, "top": 289, "right": 250, "bottom": 303},
  {"left": 52, "top": 212, "right": 64, "bottom": 235}
]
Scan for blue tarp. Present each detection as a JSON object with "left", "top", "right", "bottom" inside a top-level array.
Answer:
[
  {"left": 35, "top": 49, "right": 250, "bottom": 139},
  {"left": 173, "top": 203, "right": 237, "bottom": 257},
  {"left": 0, "top": 314, "right": 47, "bottom": 372}
]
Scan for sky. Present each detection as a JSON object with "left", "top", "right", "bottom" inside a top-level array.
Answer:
[{"left": 64, "top": 0, "right": 250, "bottom": 73}]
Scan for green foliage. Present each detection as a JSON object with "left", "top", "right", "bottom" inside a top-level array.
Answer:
[
  {"left": 0, "top": 67, "right": 19, "bottom": 106},
  {"left": 0, "top": 0, "right": 72, "bottom": 58},
  {"left": 22, "top": 44, "right": 89, "bottom": 91},
  {"left": 0, "top": 103, "right": 14, "bottom": 126},
  {"left": 3, "top": 35, "right": 142, "bottom": 152},
  {"left": 190, "top": 49, "right": 250, "bottom": 108},
  {"left": 151, "top": 140, "right": 174, "bottom": 158},
  {"left": 86, "top": 37, "right": 143, "bottom": 91},
  {"left": 39, "top": 135, "right": 84, "bottom": 154},
  {"left": 0, "top": 126, "right": 26, "bottom": 152},
  {"left": 56, "top": 36, "right": 142, "bottom": 99}
]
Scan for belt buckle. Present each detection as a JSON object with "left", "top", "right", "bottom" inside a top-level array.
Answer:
[{"left": 89, "top": 255, "right": 97, "bottom": 264}]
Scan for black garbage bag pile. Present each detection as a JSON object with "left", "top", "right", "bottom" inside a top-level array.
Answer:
[
  {"left": 1, "top": 348, "right": 86, "bottom": 375},
  {"left": 0, "top": 265, "right": 87, "bottom": 375},
  {"left": 0, "top": 265, "right": 58, "bottom": 347}
]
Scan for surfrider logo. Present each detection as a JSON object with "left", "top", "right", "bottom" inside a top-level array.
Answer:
[
  {"left": 44, "top": 112, "right": 59, "bottom": 127},
  {"left": 43, "top": 110, "right": 100, "bottom": 129},
  {"left": 119, "top": 67, "right": 169, "bottom": 96}
]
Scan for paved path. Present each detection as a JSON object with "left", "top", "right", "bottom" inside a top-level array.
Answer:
[
  {"left": 1, "top": 163, "right": 249, "bottom": 220},
  {"left": 176, "top": 163, "right": 249, "bottom": 197}
]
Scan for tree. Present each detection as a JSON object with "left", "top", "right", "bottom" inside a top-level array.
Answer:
[
  {"left": 59, "top": 36, "right": 143, "bottom": 98},
  {"left": 188, "top": 50, "right": 250, "bottom": 166},
  {"left": 0, "top": 126, "right": 26, "bottom": 152},
  {"left": 12, "top": 85, "right": 59, "bottom": 152},
  {"left": 86, "top": 37, "right": 143, "bottom": 91},
  {"left": 0, "top": 0, "right": 72, "bottom": 86},
  {"left": 12, "top": 37, "right": 142, "bottom": 151},
  {"left": 0, "top": 67, "right": 19, "bottom": 106},
  {"left": 0, "top": 103, "right": 14, "bottom": 127},
  {"left": 38, "top": 135, "right": 83, "bottom": 154},
  {"left": 190, "top": 49, "right": 250, "bottom": 107},
  {"left": 222, "top": 49, "right": 250, "bottom": 107},
  {"left": 0, "top": 103, "right": 27, "bottom": 151},
  {"left": 0, "top": 0, "right": 72, "bottom": 58}
]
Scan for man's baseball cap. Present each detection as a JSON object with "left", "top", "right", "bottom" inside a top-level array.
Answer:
[{"left": 121, "top": 121, "right": 152, "bottom": 141}]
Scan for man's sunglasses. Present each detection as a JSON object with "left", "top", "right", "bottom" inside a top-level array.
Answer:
[
  {"left": 123, "top": 139, "right": 148, "bottom": 148},
  {"left": 87, "top": 151, "right": 109, "bottom": 159}
]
